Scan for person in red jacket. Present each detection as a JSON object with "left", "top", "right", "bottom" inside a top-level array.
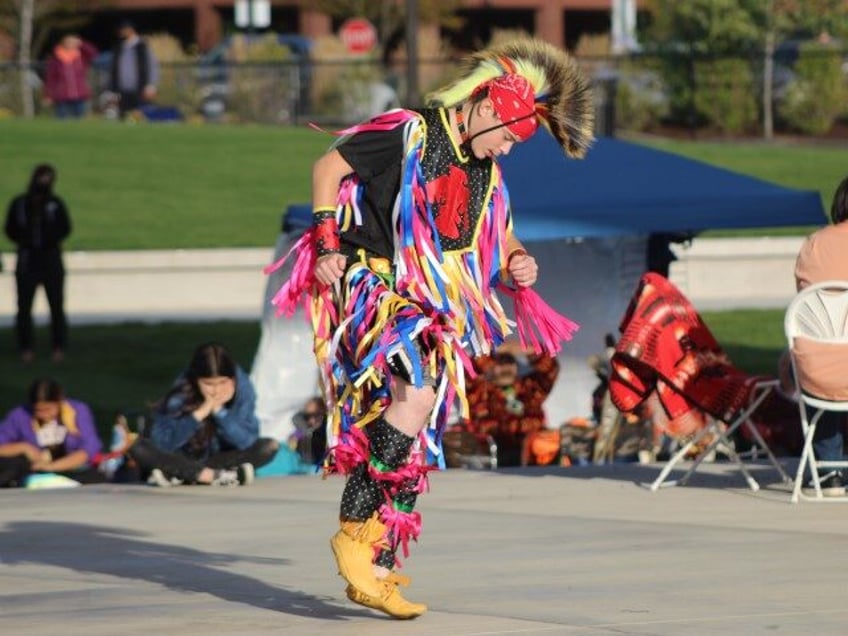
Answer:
[{"left": 43, "top": 34, "right": 98, "bottom": 119}]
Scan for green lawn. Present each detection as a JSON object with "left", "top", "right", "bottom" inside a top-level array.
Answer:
[
  {"left": 2, "top": 119, "right": 846, "bottom": 250},
  {"left": 0, "top": 321, "right": 261, "bottom": 439},
  {"left": 702, "top": 308, "right": 786, "bottom": 374},
  {"left": 0, "top": 310, "right": 785, "bottom": 441},
  {"left": 0, "top": 119, "right": 328, "bottom": 250}
]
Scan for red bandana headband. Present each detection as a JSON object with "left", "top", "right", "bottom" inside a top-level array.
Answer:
[{"left": 474, "top": 73, "right": 539, "bottom": 141}]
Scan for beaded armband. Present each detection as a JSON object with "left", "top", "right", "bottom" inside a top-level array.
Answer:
[{"left": 313, "top": 206, "right": 340, "bottom": 257}]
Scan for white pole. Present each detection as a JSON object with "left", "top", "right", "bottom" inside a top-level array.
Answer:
[{"left": 611, "top": 0, "right": 638, "bottom": 55}]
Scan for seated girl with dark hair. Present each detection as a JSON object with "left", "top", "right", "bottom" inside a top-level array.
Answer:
[
  {"left": 0, "top": 378, "right": 105, "bottom": 487},
  {"left": 129, "top": 342, "right": 279, "bottom": 487}
]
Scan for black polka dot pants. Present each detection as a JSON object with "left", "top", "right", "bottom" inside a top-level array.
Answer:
[{"left": 339, "top": 418, "right": 416, "bottom": 522}]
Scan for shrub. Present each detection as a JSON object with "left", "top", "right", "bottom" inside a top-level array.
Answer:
[
  {"left": 693, "top": 57, "right": 758, "bottom": 135},
  {"left": 778, "top": 44, "right": 847, "bottom": 136},
  {"left": 223, "top": 34, "right": 296, "bottom": 124},
  {"left": 615, "top": 59, "right": 669, "bottom": 132},
  {"left": 145, "top": 34, "right": 200, "bottom": 117},
  {"left": 310, "top": 35, "right": 383, "bottom": 121}
]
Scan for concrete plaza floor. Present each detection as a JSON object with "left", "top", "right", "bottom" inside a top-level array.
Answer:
[{"left": 1, "top": 461, "right": 846, "bottom": 636}]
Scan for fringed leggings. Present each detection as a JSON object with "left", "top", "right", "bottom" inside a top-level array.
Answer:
[{"left": 339, "top": 417, "right": 422, "bottom": 569}]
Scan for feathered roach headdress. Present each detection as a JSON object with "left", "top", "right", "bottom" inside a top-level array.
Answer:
[{"left": 426, "top": 38, "right": 594, "bottom": 159}]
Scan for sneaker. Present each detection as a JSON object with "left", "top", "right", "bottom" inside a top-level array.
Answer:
[
  {"left": 818, "top": 473, "right": 845, "bottom": 497},
  {"left": 210, "top": 468, "right": 240, "bottom": 487},
  {"left": 147, "top": 468, "right": 183, "bottom": 487},
  {"left": 237, "top": 462, "right": 255, "bottom": 486}
]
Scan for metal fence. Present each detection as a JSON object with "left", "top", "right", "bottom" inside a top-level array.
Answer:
[
  {"left": 2, "top": 48, "right": 847, "bottom": 136},
  {"left": 0, "top": 57, "right": 446, "bottom": 125}
]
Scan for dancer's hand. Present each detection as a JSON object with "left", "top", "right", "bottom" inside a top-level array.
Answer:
[
  {"left": 508, "top": 251, "right": 538, "bottom": 287},
  {"left": 314, "top": 253, "right": 347, "bottom": 286}
]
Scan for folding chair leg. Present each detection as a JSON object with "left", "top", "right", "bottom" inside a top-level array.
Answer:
[
  {"left": 648, "top": 419, "right": 719, "bottom": 491},
  {"left": 791, "top": 424, "right": 817, "bottom": 503},
  {"left": 742, "top": 420, "right": 792, "bottom": 484},
  {"left": 676, "top": 428, "right": 759, "bottom": 491},
  {"left": 679, "top": 381, "right": 787, "bottom": 491},
  {"left": 649, "top": 438, "right": 698, "bottom": 490},
  {"left": 698, "top": 430, "right": 760, "bottom": 490}
]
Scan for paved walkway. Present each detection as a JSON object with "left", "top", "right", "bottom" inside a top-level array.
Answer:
[{"left": 2, "top": 461, "right": 846, "bottom": 635}]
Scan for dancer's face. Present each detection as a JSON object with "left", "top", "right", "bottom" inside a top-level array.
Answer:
[{"left": 468, "top": 98, "right": 520, "bottom": 161}]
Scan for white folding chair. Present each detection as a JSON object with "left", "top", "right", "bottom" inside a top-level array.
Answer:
[
  {"left": 784, "top": 280, "right": 848, "bottom": 503},
  {"left": 648, "top": 378, "right": 792, "bottom": 492}
]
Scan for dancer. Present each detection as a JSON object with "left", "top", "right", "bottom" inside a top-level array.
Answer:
[{"left": 268, "top": 37, "right": 593, "bottom": 618}]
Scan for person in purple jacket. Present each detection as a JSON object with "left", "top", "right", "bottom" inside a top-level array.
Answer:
[
  {"left": 43, "top": 34, "right": 98, "bottom": 119},
  {"left": 128, "top": 342, "right": 279, "bottom": 487},
  {"left": 0, "top": 378, "right": 104, "bottom": 487}
]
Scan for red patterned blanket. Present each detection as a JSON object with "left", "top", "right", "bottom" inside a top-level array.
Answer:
[{"left": 610, "top": 273, "right": 763, "bottom": 423}]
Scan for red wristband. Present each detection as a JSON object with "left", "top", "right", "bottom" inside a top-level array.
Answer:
[{"left": 313, "top": 210, "right": 340, "bottom": 256}]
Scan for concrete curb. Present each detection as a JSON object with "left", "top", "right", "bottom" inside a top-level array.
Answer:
[{"left": 0, "top": 237, "right": 803, "bottom": 326}]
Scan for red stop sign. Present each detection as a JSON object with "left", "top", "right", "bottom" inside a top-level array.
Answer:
[{"left": 339, "top": 17, "right": 377, "bottom": 54}]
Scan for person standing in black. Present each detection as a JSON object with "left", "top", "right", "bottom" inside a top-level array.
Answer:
[
  {"left": 109, "top": 20, "right": 159, "bottom": 119},
  {"left": 4, "top": 164, "right": 71, "bottom": 363}
]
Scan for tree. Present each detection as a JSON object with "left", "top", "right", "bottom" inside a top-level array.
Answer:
[
  {"left": 746, "top": 0, "right": 848, "bottom": 138},
  {"left": 314, "top": 0, "right": 463, "bottom": 107},
  {"left": 641, "top": 0, "right": 848, "bottom": 137},
  {"left": 640, "top": 0, "right": 761, "bottom": 129},
  {"left": 642, "top": 0, "right": 761, "bottom": 55}
]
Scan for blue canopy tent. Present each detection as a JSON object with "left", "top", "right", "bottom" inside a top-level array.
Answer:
[
  {"left": 255, "top": 136, "right": 826, "bottom": 432},
  {"left": 500, "top": 134, "right": 825, "bottom": 240}
]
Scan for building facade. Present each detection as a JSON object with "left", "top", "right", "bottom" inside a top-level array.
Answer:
[{"left": 95, "top": 0, "right": 628, "bottom": 53}]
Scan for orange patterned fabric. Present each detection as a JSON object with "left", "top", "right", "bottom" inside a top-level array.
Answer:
[{"left": 464, "top": 354, "right": 559, "bottom": 454}]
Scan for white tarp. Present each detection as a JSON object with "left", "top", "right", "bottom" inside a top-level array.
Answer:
[
  {"left": 523, "top": 235, "right": 647, "bottom": 425},
  {"left": 251, "top": 231, "right": 318, "bottom": 442}
]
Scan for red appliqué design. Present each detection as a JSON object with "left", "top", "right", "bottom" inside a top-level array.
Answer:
[{"left": 426, "top": 164, "right": 471, "bottom": 241}]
